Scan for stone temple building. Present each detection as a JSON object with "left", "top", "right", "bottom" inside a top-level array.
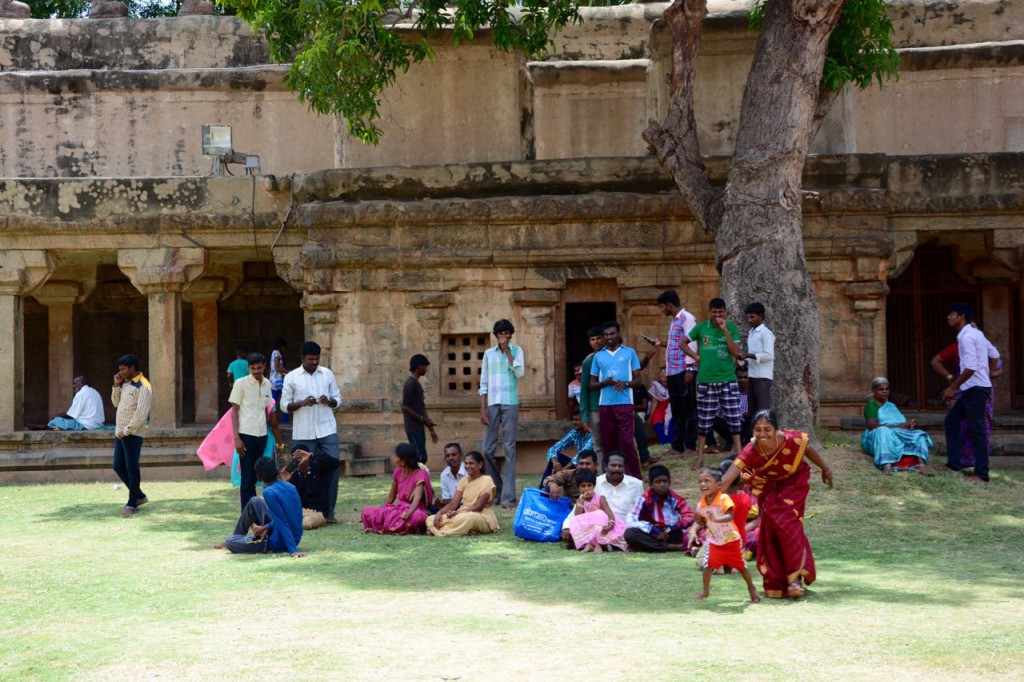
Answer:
[{"left": 0, "top": 1, "right": 1022, "bottom": 477}]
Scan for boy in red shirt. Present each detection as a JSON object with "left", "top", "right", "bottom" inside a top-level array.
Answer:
[{"left": 693, "top": 467, "right": 761, "bottom": 603}]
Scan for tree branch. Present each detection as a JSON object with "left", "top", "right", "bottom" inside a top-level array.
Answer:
[
  {"left": 642, "top": 0, "right": 718, "bottom": 235},
  {"left": 810, "top": 81, "right": 841, "bottom": 143}
]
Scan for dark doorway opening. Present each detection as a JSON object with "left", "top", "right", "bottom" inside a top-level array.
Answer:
[
  {"left": 564, "top": 302, "right": 617, "bottom": 410},
  {"left": 886, "top": 247, "right": 981, "bottom": 409}
]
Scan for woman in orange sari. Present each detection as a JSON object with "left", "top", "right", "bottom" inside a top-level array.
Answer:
[{"left": 721, "top": 410, "right": 834, "bottom": 599}]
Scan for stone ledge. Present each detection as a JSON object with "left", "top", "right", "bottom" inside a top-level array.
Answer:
[{"left": 0, "top": 65, "right": 288, "bottom": 95}]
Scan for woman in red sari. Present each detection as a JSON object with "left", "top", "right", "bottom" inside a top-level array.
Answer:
[
  {"left": 721, "top": 410, "right": 834, "bottom": 599},
  {"left": 361, "top": 444, "right": 435, "bottom": 534}
]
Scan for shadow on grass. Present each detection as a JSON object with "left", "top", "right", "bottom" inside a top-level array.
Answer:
[{"left": 26, "top": 451, "right": 1024, "bottom": 614}]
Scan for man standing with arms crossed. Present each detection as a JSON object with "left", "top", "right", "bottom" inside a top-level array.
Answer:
[
  {"left": 111, "top": 354, "right": 152, "bottom": 517},
  {"left": 480, "top": 319, "right": 525, "bottom": 509},
  {"left": 282, "top": 341, "right": 342, "bottom": 523}
]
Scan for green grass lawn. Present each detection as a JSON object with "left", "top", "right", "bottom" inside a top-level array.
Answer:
[{"left": 2, "top": 444, "right": 1023, "bottom": 681}]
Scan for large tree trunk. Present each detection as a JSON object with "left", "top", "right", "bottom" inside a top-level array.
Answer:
[{"left": 645, "top": 0, "right": 844, "bottom": 434}]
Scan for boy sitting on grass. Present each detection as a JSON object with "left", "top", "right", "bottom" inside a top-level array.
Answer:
[
  {"left": 219, "top": 457, "right": 307, "bottom": 558},
  {"left": 693, "top": 467, "right": 759, "bottom": 603}
]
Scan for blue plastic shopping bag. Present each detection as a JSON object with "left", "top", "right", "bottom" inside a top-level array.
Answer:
[{"left": 513, "top": 487, "right": 574, "bottom": 543}]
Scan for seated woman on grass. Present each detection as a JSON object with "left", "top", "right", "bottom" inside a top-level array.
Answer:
[
  {"left": 861, "top": 377, "right": 933, "bottom": 475},
  {"left": 427, "top": 451, "right": 500, "bottom": 536},
  {"left": 361, "top": 443, "right": 434, "bottom": 534}
]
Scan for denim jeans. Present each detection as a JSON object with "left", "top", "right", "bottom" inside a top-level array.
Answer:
[
  {"left": 407, "top": 429, "right": 428, "bottom": 464},
  {"left": 112, "top": 434, "right": 145, "bottom": 508},
  {"left": 945, "top": 386, "right": 991, "bottom": 481}
]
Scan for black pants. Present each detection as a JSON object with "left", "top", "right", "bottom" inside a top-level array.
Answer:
[
  {"left": 635, "top": 413, "right": 650, "bottom": 464},
  {"left": 748, "top": 378, "right": 772, "bottom": 419},
  {"left": 539, "top": 452, "right": 573, "bottom": 487},
  {"left": 945, "top": 386, "right": 991, "bottom": 481},
  {"left": 712, "top": 415, "right": 752, "bottom": 453},
  {"left": 407, "top": 429, "right": 429, "bottom": 464},
  {"left": 624, "top": 527, "right": 684, "bottom": 553},
  {"left": 666, "top": 372, "right": 697, "bottom": 451},
  {"left": 112, "top": 434, "right": 146, "bottom": 508},
  {"left": 239, "top": 433, "right": 268, "bottom": 510}
]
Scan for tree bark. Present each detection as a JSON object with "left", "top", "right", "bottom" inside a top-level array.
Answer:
[{"left": 649, "top": 0, "right": 845, "bottom": 434}]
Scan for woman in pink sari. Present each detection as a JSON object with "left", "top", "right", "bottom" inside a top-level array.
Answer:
[
  {"left": 361, "top": 444, "right": 435, "bottom": 535},
  {"left": 721, "top": 410, "right": 834, "bottom": 599}
]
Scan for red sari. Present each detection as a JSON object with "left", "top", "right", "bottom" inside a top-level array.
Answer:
[
  {"left": 361, "top": 467, "right": 434, "bottom": 535},
  {"left": 735, "top": 430, "right": 815, "bottom": 598}
]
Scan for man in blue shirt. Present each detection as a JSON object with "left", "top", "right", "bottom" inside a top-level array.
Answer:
[
  {"left": 589, "top": 321, "right": 643, "bottom": 477},
  {"left": 538, "top": 411, "right": 593, "bottom": 486},
  {"left": 220, "top": 457, "right": 307, "bottom": 557}
]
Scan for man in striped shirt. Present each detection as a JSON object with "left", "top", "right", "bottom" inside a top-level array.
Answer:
[
  {"left": 111, "top": 353, "right": 153, "bottom": 517},
  {"left": 479, "top": 319, "right": 525, "bottom": 509}
]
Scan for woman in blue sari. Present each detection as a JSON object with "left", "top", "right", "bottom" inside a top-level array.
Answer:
[{"left": 862, "top": 377, "right": 933, "bottom": 475}]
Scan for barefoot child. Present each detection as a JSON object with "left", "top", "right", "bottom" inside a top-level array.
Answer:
[
  {"left": 693, "top": 467, "right": 760, "bottom": 603},
  {"left": 568, "top": 470, "right": 629, "bottom": 553}
]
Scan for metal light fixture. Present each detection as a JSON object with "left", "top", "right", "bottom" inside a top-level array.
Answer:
[{"left": 201, "top": 124, "right": 261, "bottom": 176}]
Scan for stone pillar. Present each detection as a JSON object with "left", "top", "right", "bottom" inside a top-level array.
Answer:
[
  {"left": 33, "top": 282, "right": 83, "bottom": 418},
  {"left": 844, "top": 281, "right": 890, "bottom": 385},
  {"left": 183, "top": 279, "right": 225, "bottom": 424},
  {"left": 512, "top": 290, "right": 560, "bottom": 399},
  {"left": 300, "top": 293, "right": 343, "bottom": 369},
  {"left": 119, "top": 248, "right": 207, "bottom": 429},
  {"left": 0, "top": 251, "right": 57, "bottom": 431}
]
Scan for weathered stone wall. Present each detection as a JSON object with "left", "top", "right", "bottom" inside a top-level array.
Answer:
[{"left": 0, "top": 2, "right": 1021, "bottom": 176}]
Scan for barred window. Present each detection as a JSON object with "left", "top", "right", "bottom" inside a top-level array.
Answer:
[{"left": 441, "top": 333, "right": 488, "bottom": 395}]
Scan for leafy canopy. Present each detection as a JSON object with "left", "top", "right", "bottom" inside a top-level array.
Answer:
[
  {"left": 27, "top": 0, "right": 183, "bottom": 18},
  {"left": 220, "top": 0, "right": 590, "bottom": 144},
  {"left": 749, "top": 0, "right": 899, "bottom": 91},
  {"left": 224, "top": 0, "right": 898, "bottom": 145}
]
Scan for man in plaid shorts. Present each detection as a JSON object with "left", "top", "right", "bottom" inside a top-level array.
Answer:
[{"left": 681, "top": 298, "right": 745, "bottom": 470}]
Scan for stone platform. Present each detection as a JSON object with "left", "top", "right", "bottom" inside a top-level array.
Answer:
[
  {"left": 0, "top": 426, "right": 380, "bottom": 483},
  {"left": 838, "top": 411, "right": 1024, "bottom": 468}
]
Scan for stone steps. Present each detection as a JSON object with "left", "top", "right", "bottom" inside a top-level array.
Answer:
[
  {"left": 838, "top": 411, "right": 1024, "bottom": 458},
  {"left": 0, "top": 426, "right": 390, "bottom": 481}
]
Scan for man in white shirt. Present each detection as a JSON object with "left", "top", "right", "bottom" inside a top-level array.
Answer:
[
  {"left": 743, "top": 302, "right": 775, "bottom": 418},
  {"left": 594, "top": 452, "right": 645, "bottom": 522},
  {"left": 943, "top": 304, "right": 999, "bottom": 483},
  {"left": 437, "top": 442, "right": 468, "bottom": 509},
  {"left": 282, "top": 341, "right": 342, "bottom": 522},
  {"left": 47, "top": 376, "right": 105, "bottom": 430}
]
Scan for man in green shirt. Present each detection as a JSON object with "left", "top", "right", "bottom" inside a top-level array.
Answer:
[
  {"left": 578, "top": 325, "right": 606, "bottom": 466},
  {"left": 682, "top": 298, "right": 745, "bottom": 470}
]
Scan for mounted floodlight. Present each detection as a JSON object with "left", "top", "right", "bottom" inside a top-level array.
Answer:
[{"left": 201, "top": 124, "right": 261, "bottom": 176}]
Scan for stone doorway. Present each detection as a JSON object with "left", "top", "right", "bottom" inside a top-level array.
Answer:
[
  {"left": 885, "top": 247, "right": 983, "bottom": 409},
  {"left": 559, "top": 299, "right": 616, "bottom": 417}
]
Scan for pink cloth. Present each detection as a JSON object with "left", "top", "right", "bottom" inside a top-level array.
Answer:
[
  {"left": 569, "top": 494, "right": 628, "bottom": 551},
  {"left": 195, "top": 401, "right": 275, "bottom": 471},
  {"left": 361, "top": 467, "right": 435, "bottom": 535}
]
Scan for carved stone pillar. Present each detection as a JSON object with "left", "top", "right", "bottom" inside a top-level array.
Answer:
[
  {"left": 33, "top": 282, "right": 83, "bottom": 419},
  {"left": 300, "top": 293, "right": 343, "bottom": 369},
  {"left": 183, "top": 278, "right": 225, "bottom": 424},
  {"left": 119, "top": 249, "right": 207, "bottom": 429},
  {"left": 513, "top": 291, "right": 559, "bottom": 399},
  {"left": 844, "top": 281, "right": 890, "bottom": 385},
  {"left": 0, "top": 251, "right": 57, "bottom": 430}
]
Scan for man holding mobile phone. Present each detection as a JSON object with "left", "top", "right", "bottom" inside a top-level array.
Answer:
[{"left": 646, "top": 290, "right": 699, "bottom": 459}]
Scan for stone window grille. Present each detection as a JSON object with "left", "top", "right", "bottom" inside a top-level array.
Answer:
[{"left": 441, "top": 333, "right": 488, "bottom": 395}]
